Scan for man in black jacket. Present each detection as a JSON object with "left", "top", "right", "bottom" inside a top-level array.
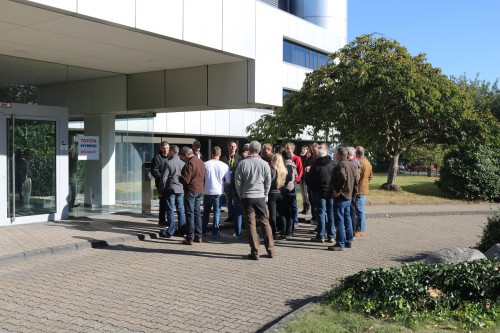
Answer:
[
  {"left": 308, "top": 144, "right": 335, "bottom": 243},
  {"left": 220, "top": 140, "right": 241, "bottom": 222},
  {"left": 151, "top": 141, "right": 170, "bottom": 226}
]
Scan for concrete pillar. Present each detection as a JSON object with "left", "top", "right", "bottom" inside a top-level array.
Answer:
[{"left": 83, "top": 114, "right": 115, "bottom": 207}]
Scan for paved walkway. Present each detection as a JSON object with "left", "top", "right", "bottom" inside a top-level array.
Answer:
[
  {"left": 0, "top": 202, "right": 497, "bottom": 332},
  {"left": 0, "top": 203, "right": 497, "bottom": 266}
]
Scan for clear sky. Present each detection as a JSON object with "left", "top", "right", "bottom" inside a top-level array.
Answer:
[{"left": 348, "top": 0, "right": 500, "bottom": 84}]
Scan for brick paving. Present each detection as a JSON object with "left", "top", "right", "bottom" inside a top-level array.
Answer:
[{"left": 0, "top": 203, "right": 497, "bottom": 332}]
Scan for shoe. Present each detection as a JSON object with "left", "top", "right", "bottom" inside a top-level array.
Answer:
[
  {"left": 158, "top": 221, "right": 167, "bottom": 227},
  {"left": 159, "top": 229, "right": 168, "bottom": 237},
  {"left": 355, "top": 231, "right": 366, "bottom": 236},
  {"left": 277, "top": 235, "right": 287, "bottom": 240},
  {"left": 246, "top": 253, "right": 259, "bottom": 260},
  {"left": 182, "top": 239, "right": 193, "bottom": 245},
  {"left": 194, "top": 237, "right": 202, "bottom": 243},
  {"left": 310, "top": 237, "right": 324, "bottom": 243},
  {"left": 345, "top": 242, "right": 352, "bottom": 248},
  {"left": 328, "top": 245, "right": 344, "bottom": 251},
  {"left": 267, "top": 251, "right": 275, "bottom": 258},
  {"left": 326, "top": 238, "right": 334, "bottom": 243}
]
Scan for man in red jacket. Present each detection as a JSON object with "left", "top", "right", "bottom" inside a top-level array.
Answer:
[{"left": 285, "top": 142, "right": 303, "bottom": 231}]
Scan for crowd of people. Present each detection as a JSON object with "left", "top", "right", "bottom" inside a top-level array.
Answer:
[{"left": 150, "top": 139, "right": 372, "bottom": 259}]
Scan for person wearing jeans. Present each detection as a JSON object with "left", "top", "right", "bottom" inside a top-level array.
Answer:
[
  {"left": 158, "top": 145, "right": 185, "bottom": 238},
  {"left": 327, "top": 146, "right": 358, "bottom": 251},
  {"left": 355, "top": 146, "right": 373, "bottom": 236},
  {"left": 202, "top": 146, "right": 230, "bottom": 238},
  {"left": 308, "top": 144, "right": 335, "bottom": 243},
  {"left": 179, "top": 146, "right": 205, "bottom": 245}
]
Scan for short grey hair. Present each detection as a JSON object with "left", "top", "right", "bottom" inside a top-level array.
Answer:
[
  {"left": 347, "top": 146, "right": 356, "bottom": 157},
  {"left": 180, "top": 146, "right": 193, "bottom": 156},
  {"left": 248, "top": 141, "right": 261, "bottom": 153},
  {"left": 316, "top": 143, "right": 328, "bottom": 157},
  {"left": 170, "top": 145, "right": 180, "bottom": 155}
]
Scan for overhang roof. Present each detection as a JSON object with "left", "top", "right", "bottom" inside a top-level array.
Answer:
[{"left": 0, "top": 0, "right": 245, "bottom": 85}]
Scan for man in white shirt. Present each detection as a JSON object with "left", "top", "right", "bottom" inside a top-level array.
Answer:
[{"left": 203, "top": 146, "right": 230, "bottom": 238}]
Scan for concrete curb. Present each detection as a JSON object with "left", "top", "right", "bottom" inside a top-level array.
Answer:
[
  {"left": 0, "top": 232, "right": 160, "bottom": 268},
  {"left": 366, "top": 210, "right": 494, "bottom": 218},
  {"left": 262, "top": 300, "right": 317, "bottom": 333}
]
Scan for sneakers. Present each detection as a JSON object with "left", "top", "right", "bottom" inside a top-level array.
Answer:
[
  {"left": 328, "top": 245, "right": 344, "bottom": 251},
  {"left": 355, "top": 231, "right": 366, "bottom": 236},
  {"left": 326, "top": 238, "right": 334, "bottom": 243},
  {"left": 345, "top": 242, "right": 352, "bottom": 248},
  {"left": 246, "top": 253, "right": 259, "bottom": 260},
  {"left": 267, "top": 251, "right": 275, "bottom": 258},
  {"left": 194, "top": 237, "right": 202, "bottom": 243},
  {"left": 310, "top": 237, "right": 324, "bottom": 243}
]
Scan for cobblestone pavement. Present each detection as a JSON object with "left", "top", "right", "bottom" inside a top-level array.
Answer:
[{"left": 0, "top": 213, "right": 489, "bottom": 333}]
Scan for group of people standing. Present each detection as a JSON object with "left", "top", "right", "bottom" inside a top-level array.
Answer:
[{"left": 150, "top": 138, "right": 372, "bottom": 259}]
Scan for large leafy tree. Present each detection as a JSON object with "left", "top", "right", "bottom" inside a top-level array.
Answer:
[{"left": 248, "top": 34, "right": 476, "bottom": 189}]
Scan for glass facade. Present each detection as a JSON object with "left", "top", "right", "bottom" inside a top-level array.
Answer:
[{"left": 283, "top": 40, "right": 329, "bottom": 70}]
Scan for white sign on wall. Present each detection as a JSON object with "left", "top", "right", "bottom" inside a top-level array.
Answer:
[{"left": 78, "top": 136, "right": 99, "bottom": 160}]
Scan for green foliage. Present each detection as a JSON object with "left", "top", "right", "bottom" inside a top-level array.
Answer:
[
  {"left": 436, "top": 143, "right": 500, "bottom": 202},
  {"left": 0, "top": 84, "right": 37, "bottom": 103},
  {"left": 325, "top": 260, "right": 500, "bottom": 330},
  {"left": 476, "top": 212, "right": 500, "bottom": 252}
]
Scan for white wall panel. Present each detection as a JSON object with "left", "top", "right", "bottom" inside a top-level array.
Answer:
[
  {"left": 78, "top": 0, "right": 135, "bottom": 27},
  {"left": 183, "top": 0, "right": 223, "bottom": 50},
  {"left": 200, "top": 110, "right": 217, "bottom": 135},
  {"left": 222, "top": 0, "right": 255, "bottom": 58},
  {"left": 253, "top": 2, "right": 282, "bottom": 106},
  {"left": 215, "top": 109, "right": 230, "bottom": 136},
  {"left": 184, "top": 111, "right": 202, "bottom": 134},
  {"left": 136, "top": 0, "right": 183, "bottom": 39},
  {"left": 228, "top": 109, "right": 245, "bottom": 136},
  {"left": 153, "top": 113, "right": 167, "bottom": 133},
  {"left": 27, "top": 0, "right": 77, "bottom": 12},
  {"left": 165, "top": 112, "right": 186, "bottom": 134}
]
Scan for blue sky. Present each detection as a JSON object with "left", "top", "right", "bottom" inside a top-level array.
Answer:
[{"left": 348, "top": 0, "right": 500, "bottom": 84}]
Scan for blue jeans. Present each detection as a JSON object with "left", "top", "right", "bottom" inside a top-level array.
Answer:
[
  {"left": 355, "top": 195, "right": 366, "bottom": 232},
  {"left": 185, "top": 192, "right": 203, "bottom": 240},
  {"left": 203, "top": 194, "right": 221, "bottom": 236},
  {"left": 233, "top": 194, "right": 243, "bottom": 237},
  {"left": 312, "top": 192, "right": 335, "bottom": 239},
  {"left": 333, "top": 197, "right": 353, "bottom": 247},
  {"left": 165, "top": 192, "right": 185, "bottom": 236}
]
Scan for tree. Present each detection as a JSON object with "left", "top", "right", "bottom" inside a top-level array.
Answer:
[
  {"left": 0, "top": 84, "right": 37, "bottom": 104},
  {"left": 248, "top": 34, "right": 475, "bottom": 190}
]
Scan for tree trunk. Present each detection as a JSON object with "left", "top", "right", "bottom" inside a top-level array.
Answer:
[{"left": 381, "top": 154, "right": 402, "bottom": 191}]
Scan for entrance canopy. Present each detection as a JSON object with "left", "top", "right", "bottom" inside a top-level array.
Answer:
[{"left": 0, "top": 0, "right": 245, "bottom": 86}]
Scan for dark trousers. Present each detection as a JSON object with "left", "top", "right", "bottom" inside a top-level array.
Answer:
[
  {"left": 241, "top": 197, "right": 274, "bottom": 255},
  {"left": 277, "top": 194, "right": 295, "bottom": 236},
  {"left": 267, "top": 192, "right": 281, "bottom": 235}
]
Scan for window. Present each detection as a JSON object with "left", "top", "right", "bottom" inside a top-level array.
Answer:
[{"left": 283, "top": 40, "right": 329, "bottom": 70}]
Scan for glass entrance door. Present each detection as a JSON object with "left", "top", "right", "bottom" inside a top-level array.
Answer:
[{"left": 7, "top": 117, "right": 56, "bottom": 221}]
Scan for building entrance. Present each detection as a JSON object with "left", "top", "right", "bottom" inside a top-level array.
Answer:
[{"left": 1, "top": 104, "right": 68, "bottom": 226}]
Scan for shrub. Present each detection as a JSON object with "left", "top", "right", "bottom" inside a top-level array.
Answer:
[
  {"left": 476, "top": 212, "right": 500, "bottom": 252},
  {"left": 325, "top": 260, "right": 500, "bottom": 329},
  {"left": 436, "top": 143, "right": 500, "bottom": 202}
]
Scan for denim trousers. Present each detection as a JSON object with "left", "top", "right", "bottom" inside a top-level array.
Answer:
[
  {"left": 202, "top": 194, "right": 221, "bottom": 236},
  {"left": 224, "top": 185, "right": 235, "bottom": 220},
  {"left": 241, "top": 197, "right": 274, "bottom": 255},
  {"left": 312, "top": 191, "right": 335, "bottom": 239},
  {"left": 355, "top": 195, "right": 366, "bottom": 232},
  {"left": 184, "top": 191, "right": 203, "bottom": 240},
  {"left": 333, "top": 197, "right": 353, "bottom": 247},
  {"left": 233, "top": 194, "right": 243, "bottom": 237},
  {"left": 165, "top": 192, "right": 185, "bottom": 236}
]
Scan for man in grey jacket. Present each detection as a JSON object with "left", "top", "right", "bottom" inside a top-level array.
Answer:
[
  {"left": 158, "top": 145, "right": 186, "bottom": 238},
  {"left": 235, "top": 141, "right": 274, "bottom": 260}
]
